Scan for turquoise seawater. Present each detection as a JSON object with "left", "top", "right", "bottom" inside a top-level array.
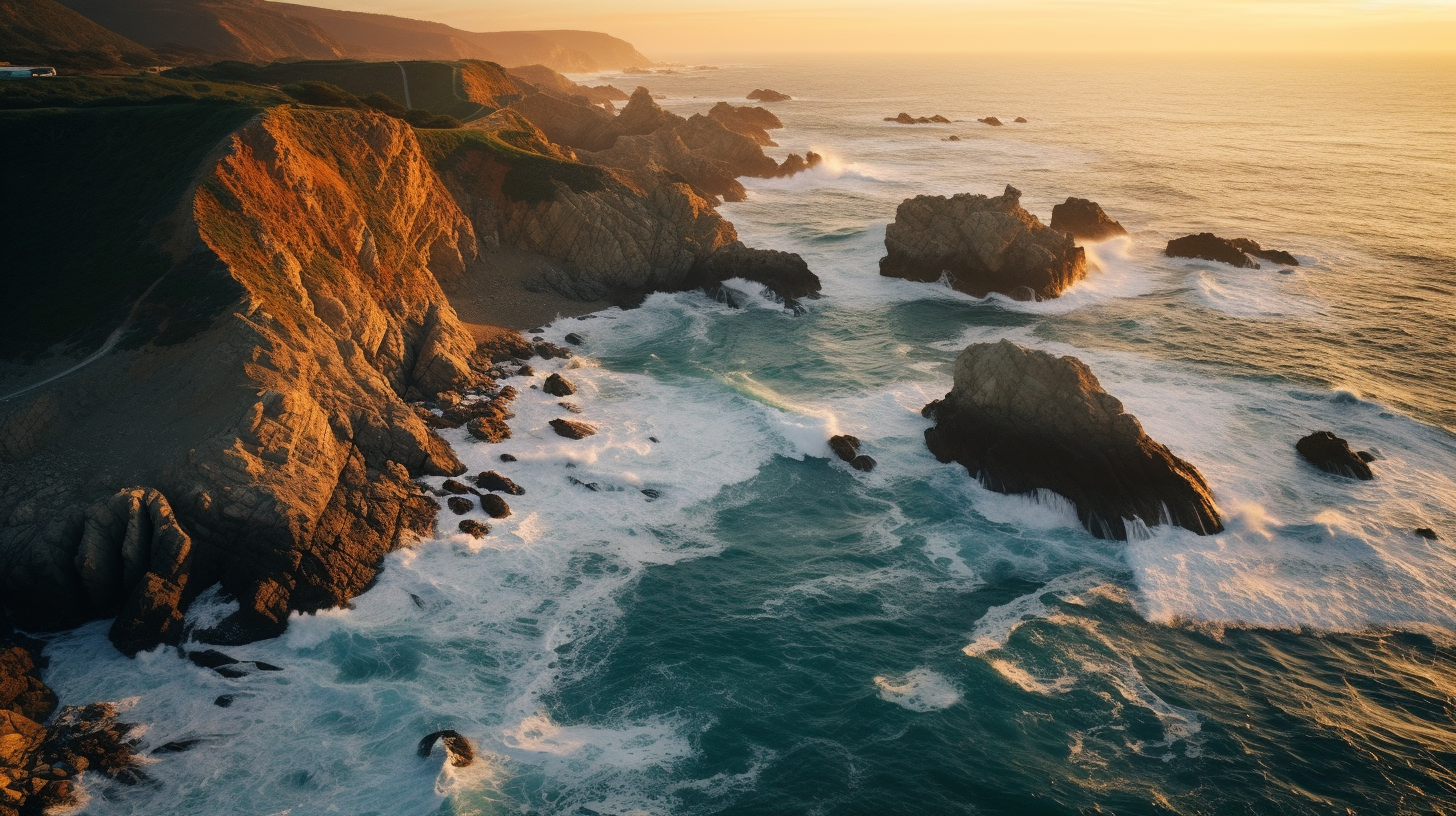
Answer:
[{"left": 39, "top": 55, "right": 1456, "bottom": 814}]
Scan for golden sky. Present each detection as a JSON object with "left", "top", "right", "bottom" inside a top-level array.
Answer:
[{"left": 303, "top": 1, "right": 1456, "bottom": 57}]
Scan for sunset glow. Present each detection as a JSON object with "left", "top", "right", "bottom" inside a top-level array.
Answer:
[{"left": 302, "top": 0, "right": 1456, "bottom": 56}]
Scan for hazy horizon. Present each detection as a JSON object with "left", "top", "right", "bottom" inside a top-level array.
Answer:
[{"left": 292, "top": 0, "right": 1456, "bottom": 58}]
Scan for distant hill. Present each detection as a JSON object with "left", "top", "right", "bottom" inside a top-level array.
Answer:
[
  {"left": 58, "top": 0, "right": 346, "bottom": 63},
  {"left": 0, "top": 0, "right": 156, "bottom": 71},
  {"left": 270, "top": 3, "right": 653, "bottom": 71}
]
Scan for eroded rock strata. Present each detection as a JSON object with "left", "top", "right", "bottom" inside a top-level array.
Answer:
[
  {"left": 923, "top": 340, "right": 1224, "bottom": 540},
  {"left": 2, "top": 65, "right": 824, "bottom": 663},
  {"left": 880, "top": 185, "right": 1087, "bottom": 300}
]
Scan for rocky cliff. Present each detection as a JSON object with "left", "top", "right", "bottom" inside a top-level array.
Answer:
[
  {"left": 880, "top": 186, "right": 1088, "bottom": 301},
  {"left": 0, "top": 107, "right": 490, "bottom": 653},
  {"left": 421, "top": 125, "right": 816, "bottom": 306},
  {"left": 507, "top": 88, "right": 819, "bottom": 203},
  {"left": 923, "top": 340, "right": 1223, "bottom": 540}
]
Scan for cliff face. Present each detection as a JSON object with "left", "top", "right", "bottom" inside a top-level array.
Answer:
[
  {"left": 0, "top": 107, "right": 486, "bottom": 652},
  {"left": 425, "top": 128, "right": 738, "bottom": 302},
  {"left": 59, "top": 0, "right": 347, "bottom": 63}
]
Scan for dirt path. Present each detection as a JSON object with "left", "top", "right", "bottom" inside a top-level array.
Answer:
[
  {"left": 0, "top": 276, "right": 166, "bottom": 403},
  {"left": 395, "top": 62, "right": 413, "bottom": 109}
]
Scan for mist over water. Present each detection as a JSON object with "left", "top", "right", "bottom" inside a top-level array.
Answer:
[{"left": 41, "top": 55, "right": 1456, "bottom": 814}]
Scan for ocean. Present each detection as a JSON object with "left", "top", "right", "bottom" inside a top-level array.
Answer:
[{"left": 40, "top": 54, "right": 1456, "bottom": 815}]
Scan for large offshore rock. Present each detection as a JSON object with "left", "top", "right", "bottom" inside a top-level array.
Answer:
[
  {"left": 1049, "top": 197, "right": 1128, "bottom": 242},
  {"left": 1165, "top": 233, "right": 1259, "bottom": 268},
  {"left": 923, "top": 340, "right": 1223, "bottom": 540},
  {"left": 880, "top": 185, "right": 1088, "bottom": 300}
]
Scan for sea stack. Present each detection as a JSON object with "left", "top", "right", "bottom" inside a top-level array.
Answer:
[
  {"left": 1050, "top": 198, "right": 1128, "bottom": 242},
  {"left": 923, "top": 340, "right": 1224, "bottom": 540},
  {"left": 880, "top": 185, "right": 1087, "bottom": 300}
]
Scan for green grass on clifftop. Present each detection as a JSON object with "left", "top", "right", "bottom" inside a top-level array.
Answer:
[
  {"left": 170, "top": 60, "right": 504, "bottom": 123},
  {"left": 0, "top": 74, "right": 287, "bottom": 110},
  {"left": 0, "top": 103, "right": 262, "bottom": 358},
  {"left": 417, "top": 127, "right": 611, "bottom": 204}
]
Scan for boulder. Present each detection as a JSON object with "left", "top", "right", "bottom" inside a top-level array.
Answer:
[
  {"left": 474, "top": 471, "right": 525, "bottom": 495},
  {"left": 543, "top": 374, "right": 577, "bottom": 397},
  {"left": 1165, "top": 233, "right": 1259, "bottom": 268},
  {"left": 923, "top": 340, "right": 1223, "bottom": 540},
  {"left": 446, "top": 497, "right": 474, "bottom": 515},
  {"left": 417, "top": 730, "right": 474, "bottom": 767},
  {"left": 851, "top": 455, "right": 877, "bottom": 473},
  {"left": 458, "top": 520, "right": 490, "bottom": 539},
  {"left": 828, "top": 435, "right": 860, "bottom": 462},
  {"left": 564, "top": 333, "right": 585, "bottom": 346},
  {"left": 771, "top": 151, "right": 823, "bottom": 178},
  {"left": 439, "top": 479, "right": 472, "bottom": 495},
  {"left": 978, "top": 117, "right": 1003, "bottom": 126},
  {"left": 748, "top": 89, "right": 791, "bottom": 102},
  {"left": 1295, "top": 431, "right": 1375, "bottom": 480},
  {"left": 1050, "top": 198, "right": 1128, "bottom": 242},
  {"left": 880, "top": 185, "right": 1088, "bottom": 300},
  {"left": 1014, "top": 117, "right": 1028, "bottom": 123},
  {"left": 1415, "top": 527, "right": 1439, "bottom": 540},
  {"left": 550, "top": 419, "right": 597, "bottom": 439},
  {"left": 479, "top": 494, "right": 511, "bottom": 519},
  {"left": 466, "top": 416, "right": 511, "bottom": 443}
]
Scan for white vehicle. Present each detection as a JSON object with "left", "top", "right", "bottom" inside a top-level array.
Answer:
[{"left": 0, "top": 66, "right": 58, "bottom": 79}]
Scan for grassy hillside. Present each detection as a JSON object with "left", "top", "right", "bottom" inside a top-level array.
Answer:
[
  {"left": 0, "top": 0, "right": 157, "bottom": 71},
  {"left": 58, "top": 0, "right": 344, "bottom": 63},
  {"left": 0, "top": 73, "right": 285, "bottom": 109},
  {"left": 417, "top": 127, "right": 610, "bottom": 204},
  {"left": 0, "top": 102, "right": 264, "bottom": 357},
  {"left": 269, "top": 3, "right": 654, "bottom": 71},
  {"left": 170, "top": 59, "right": 527, "bottom": 122}
]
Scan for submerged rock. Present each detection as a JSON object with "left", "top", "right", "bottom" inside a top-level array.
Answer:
[
  {"left": 880, "top": 185, "right": 1087, "bottom": 300},
  {"left": 1014, "top": 117, "right": 1028, "bottom": 123},
  {"left": 1414, "top": 527, "right": 1440, "bottom": 540},
  {"left": 1230, "top": 238, "right": 1300, "bottom": 266},
  {"left": 1165, "top": 233, "right": 1259, "bottom": 268},
  {"left": 1050, "top": 198, "right": 1128, "bottom": 242},
  {"left": 978, "top": 117, "right": 1003, "bottom": 126},
  {"left": 748, "top": 88, "right": 791, "bottom": 102},
  {"left": 923, "top": 340, "right": 1223, "bottom": 540},
  {"left": 1295, "top": 431, "right": 1375, "bottom": 480},
  {"left": 886, "top": 113, "right": 951, "bottom": 124},
  {"left": 418, "top": 730, "right": 474, "bottom": 767},
  {"left": 550, "top": 418, "right": 598, "bottom": 439},
  {"left": 851, "top": 455, "right": 877, "bottom": 472}
]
